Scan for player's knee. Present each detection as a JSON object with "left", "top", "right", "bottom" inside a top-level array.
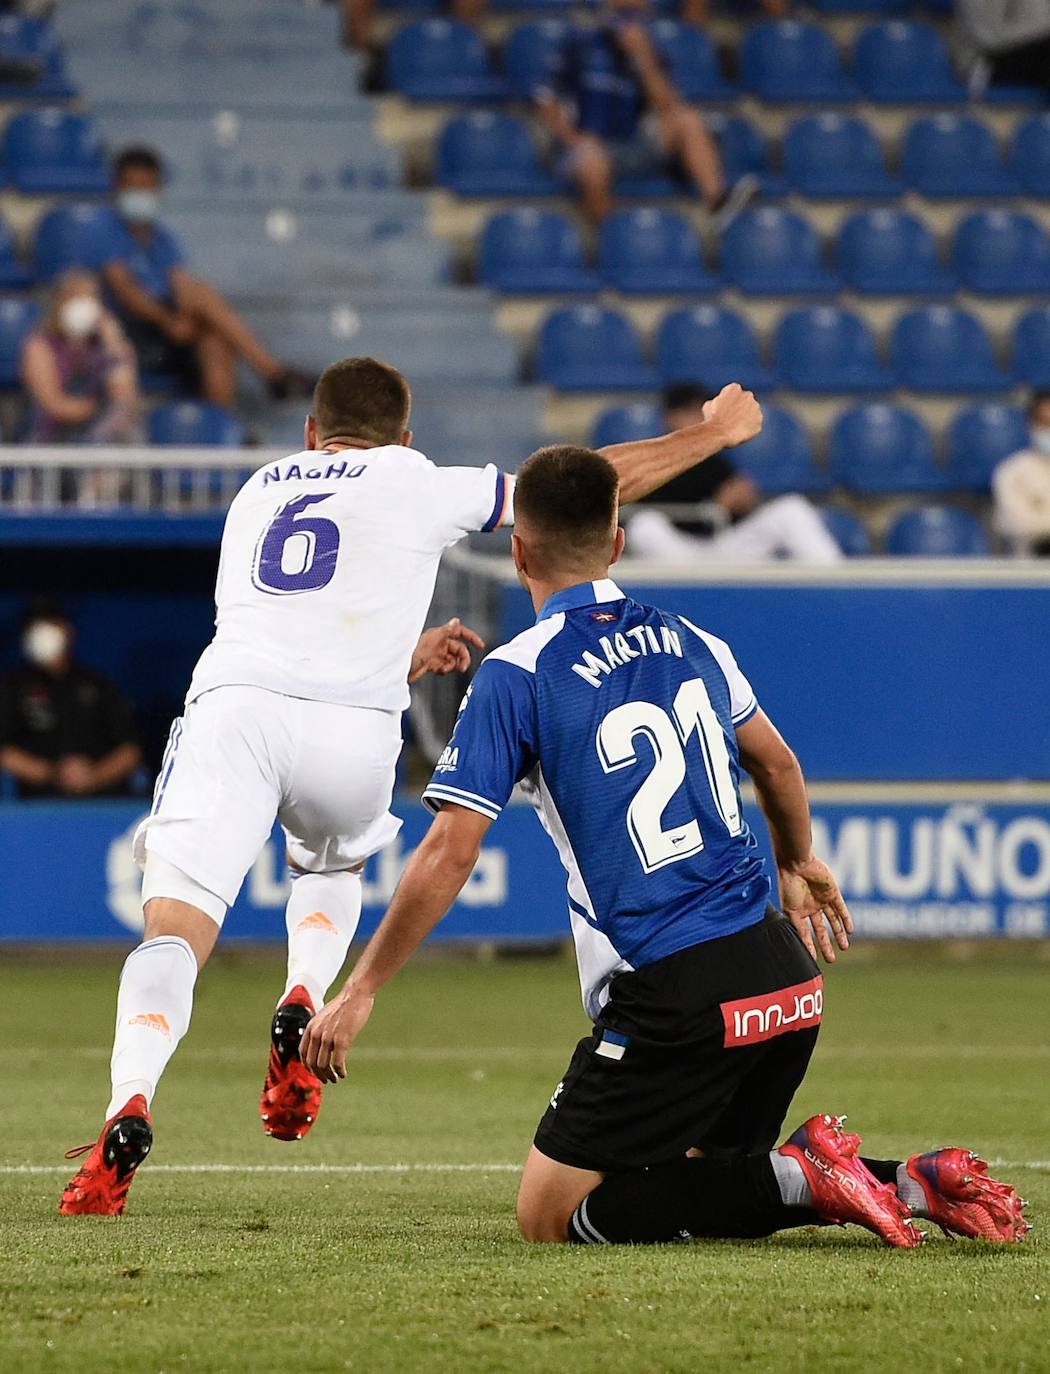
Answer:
[
  {"left": 574, "top": 139, "right": 611, "bottom": 183},
  {"left": 516, "top": 1192, "right": 570, "bottom": 1244}
]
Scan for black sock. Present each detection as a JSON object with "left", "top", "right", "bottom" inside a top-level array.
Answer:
[
  {"left": 861, "top": 1157, "right": 903, "bottom": 1187},
  {"left": 569, "top": 1154, "right": 821, "bottom": 1245}
]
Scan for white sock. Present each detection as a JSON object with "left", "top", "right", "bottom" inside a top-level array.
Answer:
[
  {"left": 896, "top": 1163, "right": 929, "bottom": 1216},
  {"left": 281, "top": 870, "right": 362, "bottom": 1010},
  {"left": 770, "top": 1150, "right": 813, "bottom": 1207},
  {"left": 107, "top": 936, "right": 198, "bottom": 1119}
]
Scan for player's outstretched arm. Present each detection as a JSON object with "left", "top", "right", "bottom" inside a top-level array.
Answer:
[
  {"left": 735, "top": 709, "right": 853, "bottom": 965},
  {"left": 300, "top": 804, "right": 492, "bottom": 1083},
  {"left": 597, "top": 383, "right": 762, "bottom": 505}
]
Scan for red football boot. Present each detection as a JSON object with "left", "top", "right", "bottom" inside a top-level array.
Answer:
[
  {"left": 59, "top": 1095, "right": 153, "bottom": 1216},
  {"left": 260, "top": 985, "right": 323, "bottom": 1141},
  {"left": 906, "top": 1149, "right": 1031, "bottom": 1242},
  {"left": 779, "top": 1114, "right": 923, "bottom": 1248}
]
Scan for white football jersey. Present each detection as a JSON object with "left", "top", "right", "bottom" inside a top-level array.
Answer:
[{"left": 186, "top": 446, "right": 513, "bottom": 712}]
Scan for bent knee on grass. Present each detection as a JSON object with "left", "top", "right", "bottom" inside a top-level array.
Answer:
[{"left": 516, "top": 1147, "right": 602, "bottom": 1243}]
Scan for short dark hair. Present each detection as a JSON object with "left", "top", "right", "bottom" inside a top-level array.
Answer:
[
  {"left": 114, "top": 146, "right": 165, "bottom": 180},
  {"left": 312, "top": 357, "right": 411, "bottom": 447},
  {"left": 1029, "top": 389, "right": 1050, "bottom": 419},
  {"left": 514, "top": 445, "right": 619, "bottom": 570},
  {"left": 662, "top": 382, "right": 710, "bottom": 413},
  {"left": 21, "top": 596, "right": 69, "bottom": 631}
]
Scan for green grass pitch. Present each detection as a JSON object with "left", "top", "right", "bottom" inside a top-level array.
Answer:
[{"left": 1, "top": 946, "right": 1047, "bottom": 1374}]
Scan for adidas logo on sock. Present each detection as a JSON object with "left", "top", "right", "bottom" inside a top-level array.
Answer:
[
  {"left": 294, "top": 912, "right": 339, "bottom": 935},
  {"left": 127, "top": 1012, "right": 171, "bottom": 1038}
]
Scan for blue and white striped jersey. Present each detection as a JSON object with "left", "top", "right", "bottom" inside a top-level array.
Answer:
[{"left": 423, "top": 578, "right": 772, "bottom": 1017}]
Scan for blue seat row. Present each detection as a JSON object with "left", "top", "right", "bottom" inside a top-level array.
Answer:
[
  {"left": 480, "top": 206, "right": 1050, "bottom": 297},
  {"left": 0, "top": 16, "right": 75, "bottom": 100},
  {"left": 533, "top": 303, "right": 1050, "bottom": 394},
  {"left": 392, "top": 18, "right": 1035, "bottom": 106},
  {"left": 0, "top": 110, "right": 108, "bottom": 194},
  {"left": 593, "top": 400, "right": 1027, "bottom": 494},
  {"left": 438, "top": 110, "right": 1050, "bottom": 201}
]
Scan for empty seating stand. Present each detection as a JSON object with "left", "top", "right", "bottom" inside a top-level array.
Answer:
[
  {"left": 0, "top": 296, "right": 40, "bottom": 387},
  {"left": 775, "top": 306, "right": 891, "bottom": 393},
  {"left": 599, "top": 209, "right": 717, "bottom": 295},
  {"left": 3, "top": 109, "right": 109, "bottom": 193},
  {"left": 721, "top": 207, "right": 838, "bottom": 295},
  {"left": 388, "top": 21, "right": 507, "bottom": 101},
  {"left": 655, "top": 305, "right": 778, "bottom": 392},
  {"left": 948, "top": 405, "right": 1029, "bottom": 490},
  {"left": 886, "top": 506, "right": 990, "bottom": 556},
  {"left": 783, "top": 114, "right": 900, "bottom": 198},
  {"left": 535, "top": 306, "right": 657, "bottom": 391},
  {"left": 731, "top": 406, "right": 830, "bottom": 494},
  {"left": 147, "top": 402, "right": 246, "bottom": 447},
  {"left": 829, "top": 404, "right": 944, "bottom": 492},
  {"left": 741, "top": 22, "right": 857, "bottom": 102},
  {"left": 437, "top": 113, "right": 555, "bottom": 196},
  {"left": 854, "top": 22, "right": 965, "bottom": 102},
  {"left": 479, "top": 209, "right": 598, "bottom": 293},
  {"left": 954, "top": 211, "right": 1050, "bottom": 294},
  {"left": 902, "top": 116, "right": 1020, "bottom": 197},
  {"left": 838, "top": 210, "right": 955, "bottom": 295},
  {"left": 1013, "top": 308, "right": 1050, "bottom": 387},
  {"left": 892, "top": 306, "right": 1010, "bottom": 393}
]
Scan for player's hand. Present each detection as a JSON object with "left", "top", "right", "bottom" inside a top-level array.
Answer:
[
  {"left": 301, "top": 986, "right": 375, "bottom": 1084},
  {"left": 701, "top": 383, "right": 763, "bottom": 451},
  {"left": 778, "top": 855, "right": 853, "bottom": 964},
  {"left": 408, "top": 618, "right": 485, "bottom": 685},
  {"left": 56, "top": 755, "right": 99, "bottom": 795}
]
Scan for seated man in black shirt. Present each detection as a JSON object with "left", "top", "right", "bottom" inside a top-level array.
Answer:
[
  {"left": 0, "top": 600, "right": 142, "bottom": 799},
  {"left": 627, "top": 384, "right": 843, "bottom": 564}
]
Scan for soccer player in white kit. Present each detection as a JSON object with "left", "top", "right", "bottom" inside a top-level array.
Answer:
[{"left": 60, "top": 356, "right": 764, "bottom": 1215}]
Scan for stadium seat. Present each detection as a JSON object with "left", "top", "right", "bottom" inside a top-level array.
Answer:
[
  {"left": 148, "top": 401, "right": 246, "bottom": 447},
  {"left": 3, "top": 109, "right": 109, "bottom": 193},
  {"left": 0, "top": 15, "right": 74, "bottom": 99},
  {"left": 720, "top": 208, "right": 838, "bottom": 295},
  {"left": 503, "top": 20, "right": 570, "bottom": 99},
  {"left": 0, "top": 296, "right": 40, "bottom": 387},
  {"left": 886, "top": 506, "right": 990, "bottom": 557},
  {"left": 829, "top": 404, "right": 944, "bottom": 492},
  {"left": 775, "top": 307, "right": 892, "bottom": 394},
  {"left": 0, "top": 214, "right": 30, "bottom": 289},
  {"left": 901, "top": 116, "right": 1020, "bottom": 197},
  {"left": 947, "top": 404, "right": 1029, "bottom": 490},
  {"left": 704, "top": 113, "right": 785, "bottom": 196},
  {"left": 387, "top": 20, "right": 507, "bottom": 101},
  {"left": 478, "top": 209, "right": 599, "bottom": 294},
  {"left": 599, "top": 209, "right": 717, "bottom": 294},
  {"left": 649, "top": 21, "right": 734, "bottom": 100},
  {"left": 954, "top": 211, "right": 1050, "bottom": 294},
  {"left": 535, "top": 306, "right": 657, "bottom": 391},
  {"left": 436, "top": 113, "right": 555, "bottom": 196},
  {"left": 591, "top": 402, "right": 662, "bottom": 449},
  {"left": 854, "top": 21, "right": 965, "bottom": 102},
  {"left": 783, "top": 114, "right": 900, "bottom": 197},
  {"left": 892, "top": 306, "right": 1010, "bottom": 393},
  {"left": 810, "top": 0, "right": 908, "bottom": 11},
  {"left": 740, "top": 22, "right": 858, "bottom": 101},
  {"left": 33, "top": 203, "right": 109, "bottom": 282},
  {"left": 732, "top": 406, "right": 830, "bottom": 494},
  {"left": 1013, "top": 307, "right": 1050, "bottom": 387},
  {"left": 1012, "top": 114, "right": 1050, "bottom": 196},
  {"left": 822, "top": 507, "right": 872, "bottom": 557},
  {"left": 838, "top": 210, "right": 955, "bottom": 295},
  {"left": 655, "top": 305, "right": 777, "bottom": 392}
]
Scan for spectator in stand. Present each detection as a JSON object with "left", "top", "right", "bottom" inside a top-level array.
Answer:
[
  {"left": 533, "top": 0, "right": 753, "bottom": 226},
  {"left": 86, "top": 147, "right": 314, "bottom": 409},
  {"left": 681, "top": 0, "right": 789, "bottom": 20},
  {"left": 343, "top": 0, "right": 484, "bottom": 50},
  {"left": 956, "top": 0, "right": 1050, "bottom": 100},
  {"left": 0, "top": 600, "right": 142, "bottom": 799},
  {"left": 21, "top": 270, "right": 142, "bottom": 445},
  {"left": 626, "top": 384, "right": 843, "bottom": 564},
  {"left": 992, "top": 392, "right": 1050, "bottom": 556}
]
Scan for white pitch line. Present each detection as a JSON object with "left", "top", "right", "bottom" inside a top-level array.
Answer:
[{"left": 3, "top": 1160, "right": 1048, "bottom": 1176}]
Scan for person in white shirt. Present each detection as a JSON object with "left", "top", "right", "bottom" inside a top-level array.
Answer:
[
  {"left": 993, "top": 392, "right": 1050, "bottom": 557},
  {"left": 60, "top": 355, "right": 763, "bottom": 1216}
]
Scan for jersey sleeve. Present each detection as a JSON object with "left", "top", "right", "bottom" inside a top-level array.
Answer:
[
  {"left": 422, "top": 658, "right": 537, "bottom": 821},
  {"left": 678, "top": 617, "right": 758, "bottom": 726},
  {"left": 429, "top": 463, "right": 514, "bottom": 545}
]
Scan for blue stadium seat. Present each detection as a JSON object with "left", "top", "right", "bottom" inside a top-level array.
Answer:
[
  {"left": 783, "top": 114, "right": 900, "bottom": 197},
  {"left": 886, "top": 506, "right": 990, "bottom": 557},
  {"left": 0, "top": 296, "right": 40, "bottom": 387},
  {"left": 148, "top": 402, "right": 245, "bottom": 447},
  {"left": 704, "top": 113, "right": 785, "bottom": 196},
  {"left": 0, "top": 214, "right": 30, "bottom": 289},
  {"left": 838, "top": 209, "right": 955, "bottom": 295},
  {"left": 822, "top": 507, "right": 872, "bottom": 557},
  {"left": 732, "top": 406, "right": 830, "bottom": 494},
  {"left": 535, "top": 306, "right": 657, "bottom": 391},
  {"left": 829, "top": 404, "right": 943, "bottom": 492},
  {"left": 894, "top": 307, "right": 1009, "bottom": 393},
  {"left": 954, "top": 211, "right": 1050, "bottom": 294},
  {"left": 741, "top": 22, "right": 858, "bottom": 101},
  {"left": 0, "top": 15, "right": 74, "bottom": 99},
  {"left": 599, "top": 209, "right": 717, "bottom": 294},
  {"left": 1014, "top": 307, "right": 1050, "bottom": 387},
  {"left": 810, "top": 0, "right": 909, "bottom": 11},
  {"left": 901, "top": 116, "right": 1020, "bottom": 197},
  {"left": 947, "top": 404, "right": 1029, "bottom": 490},
  {"left": 436, "top": 113, "right": 555, "bottom": 196},
  {"left": 775, "top": 307, "right": 892, "bottom": 394},
  {"left": 655, "top": 305, "right": 777, "bottom": 391},
  {"left": 3, "top": 110, "right": 109, "bottom": 194},
  {"left": 387, "top": 20, "right": 508, "bottom": 101},
  {"left": 649, "top": 21, "right": 734, "bottom": 100},
  {"left": 503, "top": 20, "right": 570, "bottom": 99},
  {"left": 478, "top": 209, "right": 599, "bottom": 293},
  {"left": 1012, "top": 114, "right": 1050, "bottom": 196},
  {"left": 854, "top": 21, "right": 965, "bottom": 102},
  {"left": 721, "top": 207, "right": 838, "bottom": 295},
  {"left": 33, "top": 203, "right": 109, "bottom": 281},
  {"left": 591, "top": 403, "right": 662, "bottom": 449}
]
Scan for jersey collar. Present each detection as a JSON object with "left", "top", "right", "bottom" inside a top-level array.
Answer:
[{"left": 537, "top": 578, "right": 626, "bottom": 622}]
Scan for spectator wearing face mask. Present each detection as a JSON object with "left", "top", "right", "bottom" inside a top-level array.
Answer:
[
  {"left": 21, "top": 270, "right": 142, "bottom": 445},
  {"left": 0, "top": 600, "right": 142, "bottom": 799},
  {"left": 992, "top": 392, "right": 1050, "bottom": 556},
  {"left": 85, "top": 146, "right": 314, "bottom": 409}
]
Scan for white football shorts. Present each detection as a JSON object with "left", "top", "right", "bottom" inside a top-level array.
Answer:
[{"left": 133, "top": 685, "right": 402, "bottom": 919}]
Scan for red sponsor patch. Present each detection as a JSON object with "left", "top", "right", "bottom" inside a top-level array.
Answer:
[{"left": 720, "top": 976, "right": 824, "bottom": 1048}]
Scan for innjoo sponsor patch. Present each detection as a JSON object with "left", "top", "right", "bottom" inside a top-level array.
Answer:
[{"left": 720, "top": 977, "right": 824, "bottom": 1048}]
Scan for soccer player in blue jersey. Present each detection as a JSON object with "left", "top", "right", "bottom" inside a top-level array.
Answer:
[{"left": 303, "top": 447, "right": 1029, "bottom": 1249}]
